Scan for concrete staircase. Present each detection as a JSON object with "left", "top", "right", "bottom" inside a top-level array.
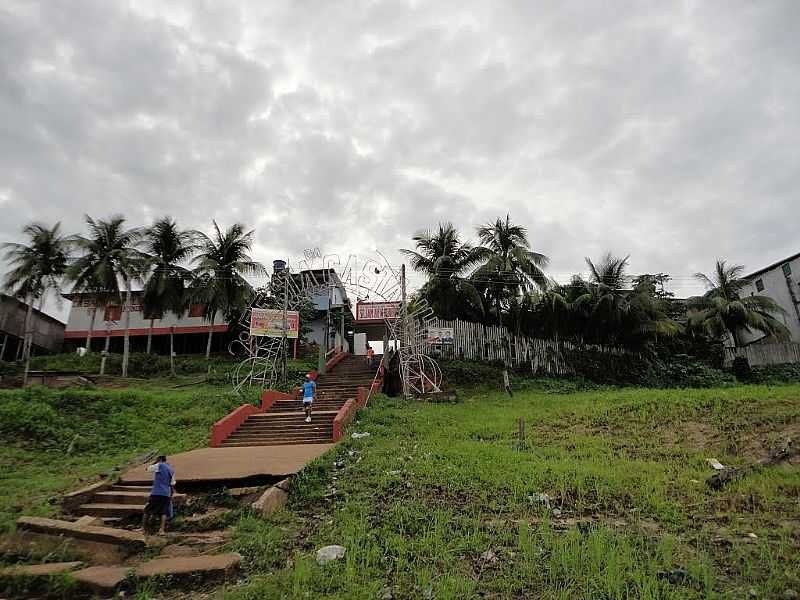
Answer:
[
  {"left": 220, "top": 354, "right": 378, "bottom": 447},
  {"left": 74, "top": 482, "right": 186, "bottom": 520}
]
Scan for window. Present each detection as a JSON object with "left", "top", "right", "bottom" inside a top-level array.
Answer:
[
  {"left": 189, "top": 303, "right": 206, "bottom": 318},
  {"left": 782, "top": 263, "right": 792, "bottom": 277},
  {"left": 104, "top": 305, "right": 122, "bottom": 322},
  {"left": 755, "top": 279, "right": 764, "bottom": 292}
]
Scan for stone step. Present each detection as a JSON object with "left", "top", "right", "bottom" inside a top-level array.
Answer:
[
  {"left": 92, "top": 491, "right": 187, "bottom": 506},
  {"left": 221, "top": 437, "right": 333, "bottom": 447},
  {"left": 248, "top": 410, "right": 339, "bottom": 419},
  {"left": 70, "top": 553, "right": 242, "bottom": 594},
  {"left": 234, "top": 427, "right": 333, "bottom": 435},
  {"left": 0, "top": 561, "right": 84, "bottom": 577},
  {"left": 224, "top": 432, "right": 332, "bottom": 444},
  {"left": 16, "top": 517, "right": 147, "bottom": 550},
  {"left": 76, "top": 503, "right": 147, "bottom": 518},
  {"left": 109, "top": 484, "right": 152, "bottom": 492}
]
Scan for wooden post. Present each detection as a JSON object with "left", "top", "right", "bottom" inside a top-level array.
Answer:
[{"left": 0, "top": 333, "right": 7, "bottom": 362}]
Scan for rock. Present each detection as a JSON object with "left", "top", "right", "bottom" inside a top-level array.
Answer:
[
  {"left": 251, "top": 486, "right": 288, "bottom": 516},
  {"left": 783, "top": 590, "right": 798, "bottom": 599},
  {"left": 0, "top": 561, "right": 83, "bottom": 576},
  {"left": 480, "top": 549, "right": 498, "bottom": 564},
  {"left": 746, "top": 532, "right": 758, "bottom": 539},
  {"left": 552, "top": 508, "right": 562, "bottom": 518},
  {"left": 351, "top": 432, "right": 370, "bottom": 439},
  {"left": 705, "top": 458, "right": 727, "bottom": 471},
  {"left": 316, "top": 545, "right": 346, "bottom": 564},
  {"left": 75, "top": 516, "right": 104, "bottom": 527},
  {"left": 72, "top": 565, "right": 133, "bottom": 593},
  {"left": 184, "top": 508, "right": 232, "bottom": 525},
  {"left": 226, "top": 486, "right": 263, "bottom": 497},
  {"left": 527, "top": 493, "right": 551, "bottom": 508},
  {"left": 379, "top": 586, "right": 394, "bottom": 600},
  {"left": 657, "top": 568, "right": 690, "bottom": 585}
]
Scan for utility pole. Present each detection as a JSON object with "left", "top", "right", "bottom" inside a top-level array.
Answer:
[
  {"left": 281, "top": 265, "right": 289, "bottom": 383},
  {"left": 400, "top": 264, "right": 408, "bottom": 398}
]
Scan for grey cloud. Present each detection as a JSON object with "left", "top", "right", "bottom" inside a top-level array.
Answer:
[{"left": 2, "top": 0, "right": 800, "bottom": 318}]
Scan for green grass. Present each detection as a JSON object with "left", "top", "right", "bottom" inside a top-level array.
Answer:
[
  {"left": 220, "top": 384, "right": 800, "bottom": 600},
  {"left": 0, "top": 383, "right": 251, "bottom": 534}
]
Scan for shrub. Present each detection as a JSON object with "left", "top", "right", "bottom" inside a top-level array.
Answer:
[
  {"left": 732, "top": 356, "right": 752, "bottom": 381},
  {"left": 0, "top": 360, "right": 20, "bottom": 377},
  {"left": 0, "top": 397, "right": 63, "bottom": 443}
]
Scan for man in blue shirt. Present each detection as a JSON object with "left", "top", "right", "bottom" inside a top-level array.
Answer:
[
  {"left": 142, "top": 455, "right": 175, "bottom": 535},
  {"left": 302, "top": 374, "right": 316, "bottom": 423}
]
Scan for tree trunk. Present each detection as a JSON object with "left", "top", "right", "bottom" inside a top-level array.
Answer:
[
  {"left": 169, "top": 326, "right": 175, "bottom": 377},
  {"left": 22, "top": 294, "right": 34, "bottom": 386},
  {"left": 86, "top": 304, "right": 98, "bottom": 352},
  {"left": 205, "top": 314, "right": 215, "bottom": 359},
  {"left": 121, "top": 280, "right": 132, "bottom": 377},
  {"left": 146, "top": 318, "right": 155, "bottom": 354}
]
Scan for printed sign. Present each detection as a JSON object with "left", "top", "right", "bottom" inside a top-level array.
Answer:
[
  {"left": 426, "top": 327, "right": 454, "bottom": 345},
  {"left": 250, "top": 308, "right": 299, "bottom": 338},
  {"left": 355, "top": 301, "right": 401, "bottom": 322}
]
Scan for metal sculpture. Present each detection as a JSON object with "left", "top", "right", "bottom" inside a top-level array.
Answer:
[{"left": 229, "top": 251, "right": 442, "bottom": 398}]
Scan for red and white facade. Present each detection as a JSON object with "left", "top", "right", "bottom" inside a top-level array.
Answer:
[{"left": 63, "top": 292, "right": 227, "bottom": 353}]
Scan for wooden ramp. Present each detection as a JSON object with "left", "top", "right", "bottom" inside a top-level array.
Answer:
[{"left": 119, "top": 444, "right": 335, "bottom": 484}]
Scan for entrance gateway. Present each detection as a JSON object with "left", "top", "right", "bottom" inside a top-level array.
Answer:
[{"left": 229, "top": 250, "right": 442, "bottom": 398}]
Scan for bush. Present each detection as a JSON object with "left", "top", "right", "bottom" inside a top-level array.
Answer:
[
  {"left": 0, "top": 397, "right": 63, "bottom": 443},
  {"left": 732, "top": 356, "right": 752, "bottom": 381},
  {"left": 747, "top": 363, "right": 800, "bottom": 384},
  {"left": 0, "top": 360, "right": 20, "bottom": 377}
]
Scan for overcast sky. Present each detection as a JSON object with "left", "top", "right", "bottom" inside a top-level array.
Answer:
[{"left": 2, "top": 0, "right": 799, "bottom": 319}]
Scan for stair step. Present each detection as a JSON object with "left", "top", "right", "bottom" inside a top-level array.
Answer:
[
  {"left": 76, "top": 503, "right": 147, "bottom": 518},
  {"left": 108, "top": 485, "right": 152, "bottom": 492},
  {"left": 92, "top": 491, "right": 187, "bottom": 505},
  {"left": 221, "top": 439, "right": 333, "bottom": 447}
]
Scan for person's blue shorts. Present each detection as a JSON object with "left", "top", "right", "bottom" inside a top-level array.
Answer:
[{"left": 303, "top": 397, "right": 313, "bottom": 405}]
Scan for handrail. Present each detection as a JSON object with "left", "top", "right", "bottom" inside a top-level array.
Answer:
[{"left": 364, "top": 355, "right": 385, "bottom": 408}]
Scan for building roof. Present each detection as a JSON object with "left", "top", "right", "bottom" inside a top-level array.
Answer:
[
  {"left": 743, "top": 251, "right": 800, "bottom": 280},
  {"left": 0, "top": 293, "right": 67, "bottom": 326}
]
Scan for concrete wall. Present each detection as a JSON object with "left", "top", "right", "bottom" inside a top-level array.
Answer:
[
  {"left": 740, "top": 255, "right": 800, "bottom": 344},
  {"left": 0, "top": 294, "right": 65, "bottom": 356}
]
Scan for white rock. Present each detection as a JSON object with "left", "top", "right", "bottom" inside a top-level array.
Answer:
[
  {"left": 316, "top": 545, "right": 346, "bottom": 565},
  {"left": 352, "top": 432, "right": 371, "bottom": 439}
]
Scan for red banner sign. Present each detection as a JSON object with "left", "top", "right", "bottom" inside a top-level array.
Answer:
[{"left": 355, "top": 301, "right": 400, "bottom": 322}]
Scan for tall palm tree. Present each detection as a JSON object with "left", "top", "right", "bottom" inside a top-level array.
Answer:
[
  {"left": 141, "top": 218, "right": 197, "bottom": 373},
  {"left": 191, "top": 222, "right": 266, "bottom": 359},
  {"left": 69, "top": 216, "right": 144, "bottom": 377},
  {"left": 400, "top": 223, "right": 485, "bottom": 320},
  {"left": 2, "top": 222, "right": 70, "bottom": 382},
  {"left": 690, "top": 260, "right": 789, "bottom": 348},
  {"left": 472, "top": 215, "right": 549, "bottom": 324}
]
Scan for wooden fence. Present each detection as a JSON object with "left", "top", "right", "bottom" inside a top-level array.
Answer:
[
  {"left": 419, "top": 318, "right": 630, "bottom": 376},
  {"left": 724, "top": 343, "right": 800, "bottom": 367}
]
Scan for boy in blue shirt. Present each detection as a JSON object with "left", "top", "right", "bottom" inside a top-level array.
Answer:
[
  {"left": 302, "top": 374, "right": 316, "bottom": 423},
  {"left": 142, "top": 455, "right": 175, "bottom": 535}
]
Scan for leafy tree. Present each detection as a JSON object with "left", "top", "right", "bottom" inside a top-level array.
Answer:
[
  {"left": 400, "top": 222, "right": 485, "bottom": 320},
  {"left": 689, "top": 260, "right": 789, "bottom": 348},
  {"left": 1, "top": 222, "right": 70, "bottom": 381},
  {"left": 69, "top": 216, "right": 145, "bottom": 377},
  {"left": 472, "top": 215, "right": 549, "bottom": 327},
  {"left": 141, "top": 218, "right": 197, "bottom": 374},
  {"left": 192, "top": 222, "right": 266, "bottom": 359}
]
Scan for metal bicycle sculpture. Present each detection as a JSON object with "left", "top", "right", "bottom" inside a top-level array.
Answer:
[{"left": 229, "top": 250, "right": 442, "bottom": 397}]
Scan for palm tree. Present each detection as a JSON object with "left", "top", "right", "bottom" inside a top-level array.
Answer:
[
  {"left": 2, "top": 222, "right": 70, "bottom": 382},
  {"left": 472, "top": 215, "right": 549, "bottom": 325},
  {"left": 400, "top": 223, "right": 485, "bottom": 320},
  {"left": 141, "top": 218, "right": 197, "bottom": 373},
  {"left": 69, "top": 216, "right": 144, "bottom": 377},
  {"left": 191, "top": 222, "right": 266, "bottom": 359},
  {"left": 690, "top": 260, "right": 789, "bottom": 348}
]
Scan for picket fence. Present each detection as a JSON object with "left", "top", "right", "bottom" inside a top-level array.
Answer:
[
  {"left": 724, "top": 342, "right": 800, "bottom": 367},
  {"left": 419, "top": 318, "right": 630, "bottom": 376}
]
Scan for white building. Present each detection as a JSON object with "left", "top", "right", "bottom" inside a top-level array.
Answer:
[
  {"left": 740, "top": 251, "right": 800, "bottom": 344},
  {"left": 62, "top": 292, "right": 228, "bottom": 355},
  {"left": 61, "top": 265, "right": 353, "bottom": 355}
]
